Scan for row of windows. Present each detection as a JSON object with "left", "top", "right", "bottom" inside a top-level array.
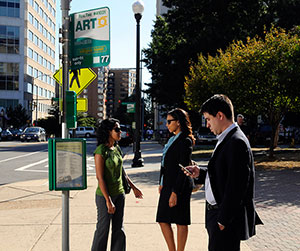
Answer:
[
  {"left": 28, "top": 11, "right": 55, "bottom": 33},
  {"left": 0, "top": 0, "right": 19, "bottom": 18},
  {"left": 29, "top": 0, "right": 55, "bottom": 19},
  {"left": 26, "top": 82, "right": 54, "bottom": 99},
  {"left": 0, "top": 25, "right": 19, "bottom": 54},
  {"left": 27, "top": 48, "right": 55, "bottom": 72},
  {"left": 0, "top": 62, "right": 19, "bottom": 91},
  {"left": 27, "top": 65, "right": 55, "bottom": 86},
  {"left": 28, "top": 30, "right": 55, "bottom": 59},
  {"left": 0, "top": 99, "right": 18, "bottom": 109},
  {"left": 28, "top": 13, "right": 55, "bottom": 45}
]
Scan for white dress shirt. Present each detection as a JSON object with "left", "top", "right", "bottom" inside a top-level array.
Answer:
[{"left": 205, "top": 123, "right": 238, "bottom": 205}]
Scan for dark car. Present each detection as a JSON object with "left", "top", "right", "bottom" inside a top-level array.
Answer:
[
  {"left": 10, "top": 128, "right": 23, "bottom": 140},
  {"left": 195, "top": 127, "right": 217, "bottom": 145},
  {"left": 20, "top": 127, "right": 46, "bottom": 142},
  {"left": 1, "top": 129, "right": 13, "bottom": 141},
  {"left": 119, "top": 124, "right": 133, "bottom": 146}
]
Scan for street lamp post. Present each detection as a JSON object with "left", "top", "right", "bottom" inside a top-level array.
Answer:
[{"left": 132, "top": 0, "right": 144, "bottom": 167}]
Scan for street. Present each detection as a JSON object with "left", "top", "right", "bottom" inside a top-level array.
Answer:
[{"left": 0, "top": 139, "right": 99, "bottom": 185}]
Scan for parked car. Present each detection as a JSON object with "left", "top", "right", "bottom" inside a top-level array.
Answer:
[
  {"left": 10, "top": 128, "right": 23, "bottom": 140},
  {"left": 1, "top": 129, "right": 14, "bottom": 141},
  {"left": 195, "top": 127, "right": 217, "bottom": 145},
  {"left": 71, "top": 126, "right": 96, "bottom": 138},
  {"left": 119, "top": 124, "right": 133, "bottom": 146},
  {"left": 20, "top": 127, "right": 46, "bottom": 142}
]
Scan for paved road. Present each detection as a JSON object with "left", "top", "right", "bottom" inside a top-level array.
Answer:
[{"left": 0, "top": 139, "right": 126, "bottom": 185}]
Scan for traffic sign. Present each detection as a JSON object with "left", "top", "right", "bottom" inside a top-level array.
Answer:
[
  {"left": 77, "top": 98, "right": 88, "bottom": 112},
  {"left": 121, "top": 102, "right": 135, "bottom": 113},
  {"left": 53, "top": 68, "right": 97, "bottom": 95},
  {"left": 69, "top": 7, "right": 110, "bottom": 69}
]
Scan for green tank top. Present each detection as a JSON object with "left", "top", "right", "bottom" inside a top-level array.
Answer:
[{"left": 94, "top": 144, "right": 124, "bottom": 196}]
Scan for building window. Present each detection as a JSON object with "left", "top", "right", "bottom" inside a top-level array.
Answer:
[
  {"left": 27, "top": 65, "right": 33, "bottom": 76},
  {"left": 0, "top": 62, "right": 19, "bottom": 90},
  {"left": 0, "top": 99, "right": 18, "bottom": 109},
  {"left": 28, "top": 47, "right": 33, "bottom": 58},
  {"left": 0, "top": 0, "right": 20, "bottom": 17},
  {"left": 0, "top": 25, "right": 19, "bottom": 54},
  {"left": 27, "top": 82, "right": 33, "bottom": 93}
]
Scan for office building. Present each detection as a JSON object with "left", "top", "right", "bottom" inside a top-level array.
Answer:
[{"left": 0, "top": 0, "right": 56, "bottom": 126}]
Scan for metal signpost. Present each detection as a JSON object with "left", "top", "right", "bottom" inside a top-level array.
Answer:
[
  {"left": 54, "top": 3, "right": 111, "bottom": 250},
  {"left": 69, "top": 7, "right": 110, "bottom": 69}
]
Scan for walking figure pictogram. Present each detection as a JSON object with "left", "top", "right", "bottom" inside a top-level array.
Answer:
[{"left": 70, "top": 69, "right": 81, "bottom": 88}]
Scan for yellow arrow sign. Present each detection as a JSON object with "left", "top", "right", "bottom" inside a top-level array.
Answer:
[{"left": 53, "top": 68, "right": 97, "bottom": 95}]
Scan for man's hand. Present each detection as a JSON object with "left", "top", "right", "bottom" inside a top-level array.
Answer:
[
  {"left": 218, "top": 222, "right": 225, "bottom": 231},
  {"left": 182, "top": 165, "right": 200, "bottom": 178}
]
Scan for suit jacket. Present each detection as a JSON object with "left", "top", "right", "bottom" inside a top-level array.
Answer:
[
  {"left": 159, "top": 133, "right": 193, "bottom": 195},
  {"left": 198, "top": 126, "right": 262, "bottom": 240}
]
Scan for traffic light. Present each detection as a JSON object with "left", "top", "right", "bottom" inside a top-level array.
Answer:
[{"left": 66, "top": 90, "right": 77, "bottom": 129}]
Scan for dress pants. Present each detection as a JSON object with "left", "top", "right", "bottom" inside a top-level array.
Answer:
[
  {"left": 91, "top": 193, "right": 126, "bottom": 251},
  {"left": 206, "top": 206, "right": 240, "bottom": 251}
]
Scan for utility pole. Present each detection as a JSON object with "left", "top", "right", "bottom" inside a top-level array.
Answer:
[{"left": 60, "top": 0, "right": 71, "bottom": 250}]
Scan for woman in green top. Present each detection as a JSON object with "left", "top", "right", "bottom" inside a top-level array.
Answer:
[{"left": 91, "top": 118, "right": 143, "bottom": 251}]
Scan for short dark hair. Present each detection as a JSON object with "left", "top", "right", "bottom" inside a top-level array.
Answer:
[
  {"left": 200, "top": 94, "right": 234, "bottom": 120},
  {"left": 96, "top": 118, "right": 120, "bottom": 146}
]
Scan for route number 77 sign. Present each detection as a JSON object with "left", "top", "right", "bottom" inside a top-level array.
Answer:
[{"left": 69, "top": 7, "right": 110, "bottom": 70}]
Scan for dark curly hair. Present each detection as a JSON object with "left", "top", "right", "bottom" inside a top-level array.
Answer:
[
  {"left": 168, "top": 108, "right": 195, "bottom": 145},
  {"left": 96, "top": 118, "right": 120, "bottom": 146}
]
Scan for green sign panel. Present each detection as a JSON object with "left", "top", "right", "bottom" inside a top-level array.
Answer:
[
  {"left": 122, "top": 102, "right": 135, "bottom": 113},
  {"left": 48, "top": 138, "right": 87, "bottom": 191},
  {"left": 70, "top": 7, "right": 110, "bottom": 70}
]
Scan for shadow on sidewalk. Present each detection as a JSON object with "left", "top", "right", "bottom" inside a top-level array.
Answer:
[{"left": 255, "top": 169, "right": 300, "bottom": 207}]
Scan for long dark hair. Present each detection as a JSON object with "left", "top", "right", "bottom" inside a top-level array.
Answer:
[
  {"left": 96, "top": 118, "right": 120, "bottom": 146},
  {"left": 168, "top": 108, "right": 195, "bottom": 145}
]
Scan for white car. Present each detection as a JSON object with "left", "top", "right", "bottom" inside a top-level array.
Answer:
[{"left": 71, "top": 126, "right": 96, "bottom": 138}]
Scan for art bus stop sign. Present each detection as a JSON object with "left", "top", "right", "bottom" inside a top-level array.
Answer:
[{"left": 69, "top": 7, "right": 110, "bottom": 70}]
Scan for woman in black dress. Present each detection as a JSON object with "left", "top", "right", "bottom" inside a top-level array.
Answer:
[{"left": 156, "top": 108, "right": 195, "bottom": 251}]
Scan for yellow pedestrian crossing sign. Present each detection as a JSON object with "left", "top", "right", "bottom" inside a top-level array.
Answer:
[{"left": 53, "top": 68, "right": 97, "bottom": 95}]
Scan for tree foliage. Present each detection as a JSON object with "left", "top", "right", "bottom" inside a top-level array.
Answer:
[
  {"left": 143, "top": 0, "right": 300, "bottom": 108},
  {"left": 6, "top": 104, "right": 30, "bottom": 128},
  {"left": 185, "top": 27, "right": 300, "bottom": 156}
]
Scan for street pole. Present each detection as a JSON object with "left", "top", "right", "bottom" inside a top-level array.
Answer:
[
  {"left": 35, "top": 85, "right": 38, "bottom": 122},
  {"left": 132, "top": 0, "right": 144, "bottom": 167},
  {"left": 61, "top": 0, "right": 71, "bottom": 250}
]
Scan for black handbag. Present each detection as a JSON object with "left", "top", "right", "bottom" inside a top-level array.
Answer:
[{"left": 122, "top": 167, "right": 131, "bottom": 194}]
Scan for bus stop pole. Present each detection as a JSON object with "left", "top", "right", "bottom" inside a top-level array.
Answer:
[{"left": 61, "top": 0, "right": 71, "bottom": 250}]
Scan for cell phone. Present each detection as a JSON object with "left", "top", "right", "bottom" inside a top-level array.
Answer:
[{"left": 179, "top": 164, "right": 192, "bottom": 175}]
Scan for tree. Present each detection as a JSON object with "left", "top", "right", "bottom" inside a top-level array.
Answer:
[
  {"left": 185, "top": 27, "right": 300, "bottom": 157},
  {"left": 37, "top": 104, "right": 61, "bottom": 137},
  {"left": 6, "top": 104, "right": 30, "bottom": 128},
  {"left": 143, "top": 0, "right": 300, "bottom": 109},
  {"left": 77, "top": 112, "right": 97, "bottom": 127}
]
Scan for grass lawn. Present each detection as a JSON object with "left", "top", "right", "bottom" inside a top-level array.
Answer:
[{"left": 192, "top": 145, "right": 300, "bottom": 170}]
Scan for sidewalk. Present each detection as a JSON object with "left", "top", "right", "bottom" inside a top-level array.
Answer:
[{"left": 0, "top": 141, "right": 252, "bottom": 250}]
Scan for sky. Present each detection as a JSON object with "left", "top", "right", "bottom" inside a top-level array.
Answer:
[{"left": 56, "top": 0, "right": 156, "bottom": 87}]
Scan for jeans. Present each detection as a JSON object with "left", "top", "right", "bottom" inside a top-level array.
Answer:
[{"left": 91, "top": 193, "right": 126, "bottom": 251}]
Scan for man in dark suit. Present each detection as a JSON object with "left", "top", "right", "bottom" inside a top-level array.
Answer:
[{"left": 184, "top": 94, "right": 262, "bottom": 251}]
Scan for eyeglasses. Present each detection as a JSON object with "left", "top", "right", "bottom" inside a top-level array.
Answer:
[
  {"left": 113, "top": 127, "right": 121, "bottom": 133},
  {"left": 167, "top": 119, "right": 177, "bottom": 125}
]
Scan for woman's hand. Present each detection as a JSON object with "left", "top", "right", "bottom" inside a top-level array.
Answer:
[
  {"left": 169, "top": 192, "right": 177, "bottom": 207},
  {"left": 106, "top": 199, "right": 116, "bottom": 214},
  {"left": 133, "top": 187, "right": 143, "bottom": 199},
  {"left": 158, "top": 185, "right": 163, "bottom": 194}
]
